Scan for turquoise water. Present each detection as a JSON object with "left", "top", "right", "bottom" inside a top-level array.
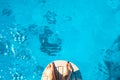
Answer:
[{"left": 0, "top": 0, "right": 120, "bottom": 80}]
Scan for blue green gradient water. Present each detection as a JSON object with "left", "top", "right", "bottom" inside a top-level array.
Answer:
[{"left": 0, "top": 0, "right": 120, "bottom": 80}]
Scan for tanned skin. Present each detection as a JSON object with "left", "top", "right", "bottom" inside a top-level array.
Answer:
[{"left": 43, "top": 62, "right": 72, "bottom": 80}]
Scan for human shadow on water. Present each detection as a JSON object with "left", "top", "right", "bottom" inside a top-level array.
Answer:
[
  {"left": 39, "top": 26, "right": 62, "bottom": 56},
  {"left": 2, "top": 8, "right": 12, "bottom": 16}
]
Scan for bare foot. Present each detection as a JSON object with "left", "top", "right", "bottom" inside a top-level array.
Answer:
[
  {"left": 44, "top": 63, "right": 56, "bottom": 80},
  {"left": 62, "top": 62, "right": 73, "bottom": 80}
]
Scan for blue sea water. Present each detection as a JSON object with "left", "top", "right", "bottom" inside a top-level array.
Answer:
[{"left": 0, "top": 0, "right": 120, "bottom": 80}]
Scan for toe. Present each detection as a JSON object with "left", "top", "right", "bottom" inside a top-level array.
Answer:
[
  {"left": 51, "top": 63, "right": 54, "bottom": 68},
  {"left": 68, "top": 63, "right": 73, "bottom": 72},
  {"left": 47, "top": 64, "right": 51, "bottom": 69}
]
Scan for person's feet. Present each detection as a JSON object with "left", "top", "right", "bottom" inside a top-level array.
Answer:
[
  {"left": 43, "top": 62, "right": 73, "bottom": 80},
  {"left": 62, "top": 62, "right": 73, "bottom": 80},
  {"left": 44, "top": 63, "right": 56, "bottom": 80}
]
